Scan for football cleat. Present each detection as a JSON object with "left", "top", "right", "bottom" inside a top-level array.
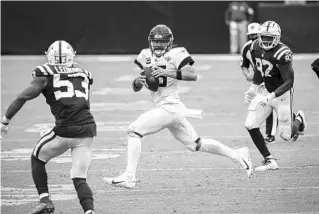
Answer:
[
  {"left": 255, "top": 158, "right": 278, "bottom": 171},
  {"left": 265, "top": 135, "right": 275, "bottom": 144},
  {"left": 84, "top": 210, "right": 95, "bottom": 214},
  {"left": 296, "top": 110, "right": 307, "bottom": 135},
  {"left": 237, "top": 147, "right": 253, "bottom": 178},
  {"left": 103, "top": 172, "right": 137, "bottom": 189},
  {"left": 28, "top": 200, "right": 55, "bottom": 214}
]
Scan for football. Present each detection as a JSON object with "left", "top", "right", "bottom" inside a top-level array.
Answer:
[{"left": 142, "top": 67, "right": 159, "bottom": 92}]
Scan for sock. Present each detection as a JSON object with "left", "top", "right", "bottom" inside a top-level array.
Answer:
[
  {"left": 73, "top": 178, "right": 94, "bottom": 212},
  {"left": 198, "top": 138, "right": 239, "bottom": 161},
  {"left": 265, "top": 112, "right": 273, "bottom": 136},
  {"left": 291, "top": 117, "right": 301, "bottom": 138},
  {"left": 125, "top": 136, "right": 141, "bottom": 176},
  {"left": 31, "top": 155, "right": 49, "bottom": 196},
  {"left": 248, "top": 128, "right": 271, "bottom": 158}
]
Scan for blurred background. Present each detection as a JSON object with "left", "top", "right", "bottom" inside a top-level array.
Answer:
[{"left": 1, "top": 0, "right": 319, "bottom": 55}]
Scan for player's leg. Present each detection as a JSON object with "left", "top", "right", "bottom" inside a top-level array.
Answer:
[
  {"left": 103, "top": 107, "right": 175, "bottom": 188},
  {"left": 245, "top": 95, "right": 277, "bottom": 171},
  {"left": 29, "top": 129, "right": 69, "bottom": 214},
  {"left": 69, "top": 137, "right": 95, "bottom": 214},
  {"left": 168, "top": 117, "right": 253, "bottom": 178},
  {"left": 274, "top": 89, "right": 307, "bottom": 141},
  {"left": 265, "top": 110, "right": 277, "bottom": 144}
]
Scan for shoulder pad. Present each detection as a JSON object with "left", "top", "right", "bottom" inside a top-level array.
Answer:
[
  {"left": 241, "top": 40, "right": 252, "bottom": 55},
  {"left": 168, "top": 47, "right": 194, "bottom": 70},
  {"left": 32, "top": 63, "right": 56, "bottom": 78},
  {"left": 134, "top": 48, "right": 151, "bottom": 70},
  {"left": 273, "top": 45, "right": 292, "bottom": 64}
]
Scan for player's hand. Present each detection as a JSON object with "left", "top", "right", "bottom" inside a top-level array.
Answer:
[
  {"left": 258, "top": 92, "right": 276, "bottom": 106},
  {"left": 135, "top": 75, "right": 148, "bottom": 88},
  {"left": 151, "top": 66, "right": 170, "bottom": 78},
  {"left": 244, "top": 90, "right": 255, "bottom": 104},
  {"left": 1, "top": 121, "right": 9, "bottom": 135}
]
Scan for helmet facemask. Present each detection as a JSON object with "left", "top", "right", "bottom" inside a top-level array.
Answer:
[
  {"left": 149, "top": 37, "right": 172, "bottom": 57},
  {"left": 259, "top": 21, "right": 281, "bottom": 51},
  {"left": 259, "top": 34, "right": 280, "bottom": 50}
]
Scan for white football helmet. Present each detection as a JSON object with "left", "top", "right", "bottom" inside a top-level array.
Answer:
[
  {"left": 247, "top": 22, "right": 261, "bottom": 40},
  {"left": 45, "top": 40, "right": 76, "bottom": 67},
  {"left": 259, "top": 21, "right": 281, "bottom": 50}
]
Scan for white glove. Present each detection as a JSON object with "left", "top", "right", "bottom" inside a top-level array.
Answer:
[
  {"left": 244, "top": 84, "right": 258, "bottom": 104},
  {"left": 1, "top": 116, "right": 10, "bottom": 135},
  {"left": 259, "top": 92, "right": 276, "bottom": 106}
]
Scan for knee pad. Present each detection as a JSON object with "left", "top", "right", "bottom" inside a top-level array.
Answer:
[
  {"left": 245, "top": 113, "right": 257, "bottom": 130},
  {"left": 279, "top": 127, "right": 291, "bottom": 141},
  {"left": 278, "top": 111, "right": 289, "bottom": 123},
  {"left": 127, "top": 125, "right": 143, "bottom": 138}
]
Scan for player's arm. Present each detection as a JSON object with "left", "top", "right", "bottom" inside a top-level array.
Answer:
[
  {"left": 132, "top": 58, "right": 146, "bottom": 92},
  {"left": 240, "top": 45, "right": 253, "bottom": 82},
  {"left": 275, "top": 62, "right": 294, "bottom": 97},
  {"left": 252, "top": 66, "right": 263, "bottom": 86},
  {"left": 2, "top": 77, "right": 47, "bottom": 122},
  {"left": 152, "top": 49, "right": 197, "bottom": 81}
]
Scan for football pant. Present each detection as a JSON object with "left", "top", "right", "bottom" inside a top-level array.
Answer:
[
  {"left": 128, "top": 103, "right": 199, "bottom": 151},
  {"left": 32, "top": 130, "right": 93, "bottom": 178},
  {"left": 245, "top": 88, "right": 293, "bottom": 141}
]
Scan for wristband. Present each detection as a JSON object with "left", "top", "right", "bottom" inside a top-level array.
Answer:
[{"left": 176, "top": 70, "right": 182, "bottom": 80}]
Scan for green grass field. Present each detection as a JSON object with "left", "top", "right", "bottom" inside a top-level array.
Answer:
[{"left": 1, "top": 55, "right": 319, "bottom": 214}]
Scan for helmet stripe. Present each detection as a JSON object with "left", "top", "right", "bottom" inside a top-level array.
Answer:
[{"left": 58, "top": 40, "right": 62, "bottom": 64}]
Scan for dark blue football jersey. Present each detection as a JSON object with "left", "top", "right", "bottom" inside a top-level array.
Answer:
[
  {"left": 32, "top": 63, "right": 96, "bottom": 131},
  {"left": 250, "top": 41, "right": 293, "bottom": 93}
]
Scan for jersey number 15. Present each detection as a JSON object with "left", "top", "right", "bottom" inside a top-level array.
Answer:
[{"left": 53, "top": 73, "right": 89, "bottom": 100}]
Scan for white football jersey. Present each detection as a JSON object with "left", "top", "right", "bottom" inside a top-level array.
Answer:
[{"left": 134, "top": 47, "right": 194, "bottom": 107}]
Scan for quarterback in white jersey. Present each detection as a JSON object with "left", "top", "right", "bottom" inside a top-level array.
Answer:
[
  {"left": 103, "top": 24, "right": 253, "bottom": 189},
  {"left": 134, "top": 46, "right": 193, "bottom": 107}
]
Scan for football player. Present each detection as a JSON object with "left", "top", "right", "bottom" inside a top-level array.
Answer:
[
  {"left": 244, "top": 21, "right": 307, "bottom": 171},
  {"left": 1, "top": 41, "right": 96, "bottom": 214},
  {"left": 103, "top": 24, "right": 253, "bottom": 189},
  {"left": 241, "top": 22, "right": 278, "bottom": 144}
]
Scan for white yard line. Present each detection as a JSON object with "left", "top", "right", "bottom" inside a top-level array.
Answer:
[{"left": 2, "top": 165, "right": 319, "bottom": 174}]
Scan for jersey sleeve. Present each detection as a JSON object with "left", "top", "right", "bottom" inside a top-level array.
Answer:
[
  {"left": 32, "top": 65, "right": 50, "bottom": 78},
  {"left": 134, "top": 49, "right": 148, "bottom": 70},
  {"left": 240, "top": 41, "right": 252, "bottom": 68},
  {"left": 83, "top": 69, "right": 93, "bottom": 85},
  {"left": 275, "top": 47, "right": 293, "bottom": 65},
  {"left": 173, "top": 47, "right": 194, "bottom": 70}
]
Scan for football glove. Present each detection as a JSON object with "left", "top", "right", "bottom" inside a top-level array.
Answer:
[
  {"left": 1, "top": 116, "right": 10, "bottom": 135},
  {"left": 244, "top": 84, "right": 258, "bottom": 104},
  {"left": 258, "top": 92, "right": 276, "bottom": 106}
]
